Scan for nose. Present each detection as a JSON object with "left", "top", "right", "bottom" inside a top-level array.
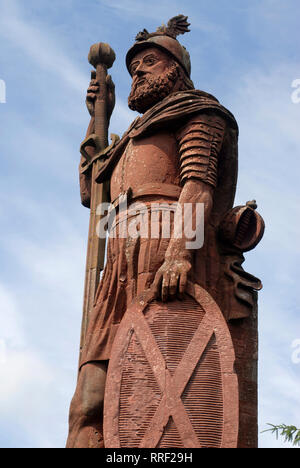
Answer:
[
  {"left": 134, "top": 61, "right": 147, "bottom": 77},
  {"left": 136, "top": 68, "right": 145, "bottom": 77}
]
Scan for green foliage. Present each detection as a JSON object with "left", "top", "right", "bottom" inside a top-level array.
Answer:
[{"left": 263, "top": 424, "right": 300, "bottom": 447}]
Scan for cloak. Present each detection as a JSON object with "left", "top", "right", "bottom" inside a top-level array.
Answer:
[{"left": 95, "top": 89, "right": 238, "bottom": 222}]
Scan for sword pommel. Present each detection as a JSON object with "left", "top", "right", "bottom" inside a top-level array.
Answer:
[{"left": 88, "top": 42, "right": 116, "bottom": 69}]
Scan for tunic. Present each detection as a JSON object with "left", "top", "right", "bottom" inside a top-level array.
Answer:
[{"left": 80, "top": 91, "right": 233, "bottom": 366}]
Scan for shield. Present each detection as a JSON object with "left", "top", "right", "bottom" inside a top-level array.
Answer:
[{"left": 103, "top": 282, "right": 239, "bottom": 448}]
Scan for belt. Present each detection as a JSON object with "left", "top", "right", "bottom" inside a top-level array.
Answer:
[{"left": 110, "top": 183, "right": 181, "bottom": 213}]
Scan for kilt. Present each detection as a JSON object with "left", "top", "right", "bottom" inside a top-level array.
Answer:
[{"left": 80, "top": 200, "right": 176, "bottom": 366}]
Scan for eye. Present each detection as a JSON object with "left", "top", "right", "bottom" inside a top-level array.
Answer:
[
  {"left": 130, "top": 63, "right": 138, "bottom": 74},
  {"left": 144, "top": 57, "right": 157, "bottom": 66}
]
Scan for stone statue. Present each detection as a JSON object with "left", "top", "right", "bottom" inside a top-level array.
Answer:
[{"left": 66, "top": 15, "right": 264, "bottom": 448}]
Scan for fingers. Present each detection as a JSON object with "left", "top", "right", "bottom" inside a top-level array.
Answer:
[
  {"left": 152, "top": 267, "right": 188, "bottom": 302},
  {"left": 88, "top": 74, "right": 114, "bottom": 94},
  {"left": 88, "top": 85, "right": 99, "bottom": 93},
  {"left": 153, "top": 269, "right": 172, "bottom": 302},
  {"left": 86, "top": 94, "right": 96, "bottom": 102},
  {"left": 152, "top": 270, "right": 163, "bottom": 299},
  {"left": 169, "top": 272, "right": 179, "bottom": 299},
  {"left": 161, "top": 274, "right": 170, "bottom": 303},
  {"left": 164, "top": 272, "right": 185, "bottom": 301},
  {"left": 161, "top": 272, "right": 188, "bottom": 302},
  {"left": 89, "top": 76, "right": 99, "bottom": 88},
  {"left": 178, "top": 272, "right": 187, "bottom": 300},
  {"left": 86, "top": 75, "right": 115, "bottom": 109},
  {"left": 87, "top": 82, "right": 99, "bottom": 101},
  {"left": 106, "top": 74, "right": 115, "bottom": 91},
  {"left": 87, "top": 69, "right": 99, "bottom": 100}
]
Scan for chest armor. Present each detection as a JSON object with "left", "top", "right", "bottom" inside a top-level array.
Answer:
[{"left": 110, "top": 130, "right": 180, "bottom": 202}]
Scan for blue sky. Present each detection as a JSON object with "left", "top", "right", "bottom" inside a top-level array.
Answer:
[{"left": 0, "top": 0, "right": 299, "bottom": 448}]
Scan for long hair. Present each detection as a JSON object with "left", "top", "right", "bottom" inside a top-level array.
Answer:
[{"left": 176, "top": 62, "right": 195, "bottom": 91}]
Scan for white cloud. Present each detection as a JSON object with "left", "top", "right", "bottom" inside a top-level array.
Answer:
[
  {"left": 0, "top": 284, "right": 25, "bottom": 347},
  {"left": 111, "top": 98, "right": 135, "bottom": 134},
  {"left": 227, "top": 61, "right": 300, "bottom": 447},
  {"left": 98, "top": 0, "right": 225, "bottom": 35},
  {"left": 0, "top": 0, "right": 86, "bottom": 93},
  {"left": 0, "top": 283, "right": 68, "bottom": 448},
  {"left": 0, "top": 196, "right": 85, "bottom": 447},
  {"left": 230, "top": 63, "right": 300, "bottom": 254},
  {"left": 99, "top": 0, "right": 186, "bottom": 22}
]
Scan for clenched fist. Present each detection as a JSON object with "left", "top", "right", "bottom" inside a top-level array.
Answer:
[{"left": 86, "top": 70, "right": 115, "bottom": 121}]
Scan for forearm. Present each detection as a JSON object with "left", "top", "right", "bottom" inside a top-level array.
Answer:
[
  {"left": 79, "top": 117, "right": 95, "bottom": 207},
  {"left": 165, "top": 179, "right": 213, "bottom": 260},
  {"left": 80, "top": 71, "right": 115, "bottom": 208}
]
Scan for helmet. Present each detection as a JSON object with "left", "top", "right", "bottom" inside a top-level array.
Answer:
[{"left": 126, "top": 15, "right": 191, "bottom": 78}]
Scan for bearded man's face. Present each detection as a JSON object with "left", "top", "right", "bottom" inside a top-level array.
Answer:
[{"left": 128, "top": 47, "right": 180, "bottom": 114}]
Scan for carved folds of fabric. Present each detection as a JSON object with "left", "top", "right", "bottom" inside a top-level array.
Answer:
[
  {"left": 176, "top": 113, "right": 226, "bottom": 187},
  {"left": 221, "top": 252, "right": 262, "bottom": 320}
]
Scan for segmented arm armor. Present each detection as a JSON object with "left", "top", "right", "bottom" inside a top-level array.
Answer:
[{"left": 176, "top": 113, "right": 227, "bottom": 188}]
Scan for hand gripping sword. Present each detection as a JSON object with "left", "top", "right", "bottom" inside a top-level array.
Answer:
[{"left": 79, "top": 43, "right": 116, "bottom": 361}]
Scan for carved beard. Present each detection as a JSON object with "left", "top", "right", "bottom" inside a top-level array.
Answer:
[{"left": 128, "top": 63, "right": 179, "bottom": 114}]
